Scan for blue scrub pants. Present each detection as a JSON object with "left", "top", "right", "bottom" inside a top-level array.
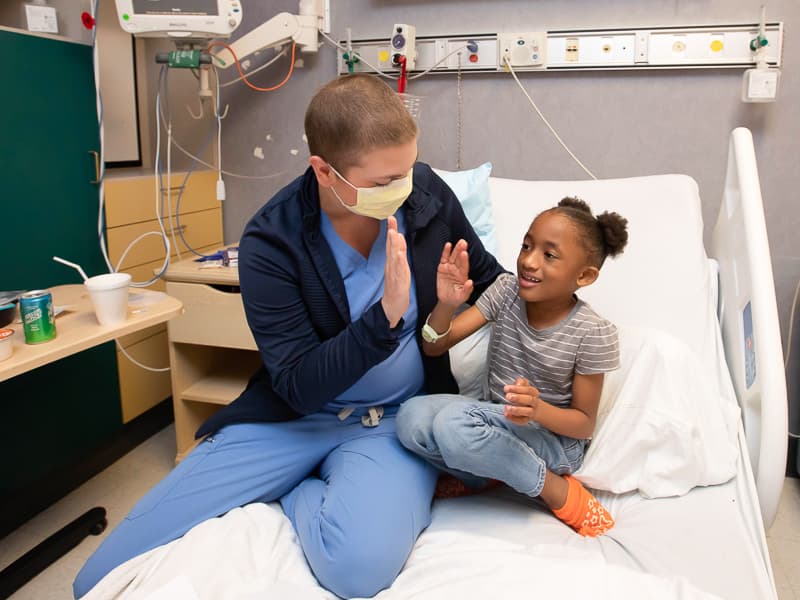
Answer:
[{"left": 73, "top": 406, "right": 438, "bottom": 599}]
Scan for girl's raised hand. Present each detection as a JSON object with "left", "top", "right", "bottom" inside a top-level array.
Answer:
[{"left": 437, "top": 239, "right": 473, "bottom": 309}]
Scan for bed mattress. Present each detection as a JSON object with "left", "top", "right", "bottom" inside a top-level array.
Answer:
[{"left": 82, "top": 440, "right": 773, "bottom": 600}]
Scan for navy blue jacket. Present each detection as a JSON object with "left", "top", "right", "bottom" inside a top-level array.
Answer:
[{"left": 196, "top": 163, "right": 504, "bottom": 437}]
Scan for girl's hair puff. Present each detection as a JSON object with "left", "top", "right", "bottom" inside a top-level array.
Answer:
[{"left": 551, "top": 197, "right": 628, "bottom": 267}]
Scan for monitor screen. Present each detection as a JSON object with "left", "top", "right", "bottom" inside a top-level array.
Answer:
[{"left": 131, "top": 0, "right": 219, "bottom": 16}]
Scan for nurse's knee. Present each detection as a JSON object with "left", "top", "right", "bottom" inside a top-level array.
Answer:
[{"left": 313, "top": 534, "right": 410, "bottom": 598}]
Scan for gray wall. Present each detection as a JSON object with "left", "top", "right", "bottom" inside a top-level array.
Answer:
[{"left": 217, "top": 1, "right": 800, "bottom": 433}]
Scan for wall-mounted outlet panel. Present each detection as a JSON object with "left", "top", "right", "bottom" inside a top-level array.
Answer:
[
  {"left": 337, "top": 22, "right": 782, "bottom": 75},
  {"left": 498, "top": 32, "right": 547, "bottom": 68},
  {"left": 647, "top": 27, "right": 781, "bottom": 65},
  {"left": 446, "top": 38, "right": 497, "bottom": 70}
]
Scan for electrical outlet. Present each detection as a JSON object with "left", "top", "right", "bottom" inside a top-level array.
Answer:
[
  {"left": 742, "top": 67, "right": 780, "bottom": 102},
  {"left": 566, "top": 37, "right": 579, "bottom": 62},
  {"left": 671, "top": 35, "right": 688, "bottom": 58}
]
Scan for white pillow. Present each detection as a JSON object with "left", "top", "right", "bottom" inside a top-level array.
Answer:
[
  {"left": 449, "top": 323, "right": 491, "bottom": 399},
  {"left": 449, "top": 325, "right": 740, "bottom": 498},
  {"left": 575, "top": 326, "right": 740, "bottom": 497}
]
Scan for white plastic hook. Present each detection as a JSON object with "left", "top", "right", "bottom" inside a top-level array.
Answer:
[{"left": 187, "top": 98, "right": 204, "bottom": 119}]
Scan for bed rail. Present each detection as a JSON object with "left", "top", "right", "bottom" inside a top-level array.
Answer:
[{"left": 711, "top": 127, "right": 788, "bottom": 528}]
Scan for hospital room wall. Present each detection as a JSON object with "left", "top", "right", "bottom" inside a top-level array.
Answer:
[
  {"left": 0, "top": 0, "right": 92, "bottom": 43},
  {"left": 146, "top": 1, "right": 800, "bottom": 435}
]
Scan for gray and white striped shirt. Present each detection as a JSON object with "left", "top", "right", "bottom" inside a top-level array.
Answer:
[{"left": 475, "top": 273, "right": 620, "bottom": 408}]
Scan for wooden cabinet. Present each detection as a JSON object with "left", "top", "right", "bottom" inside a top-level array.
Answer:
[
  {"left": 104, "top": 169, "right": 223, "bottom": 422},
  {"left": 163, "top": 256, "right": 260, "bottom": 462}
]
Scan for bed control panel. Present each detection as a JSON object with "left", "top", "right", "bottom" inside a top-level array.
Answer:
[{"left": 743, "top": 301, "right": 756, "bottom": 389}]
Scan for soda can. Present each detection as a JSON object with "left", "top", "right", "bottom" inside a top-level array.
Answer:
[{"left": 20, "top": 290, "right": 57, "bottom": 344}]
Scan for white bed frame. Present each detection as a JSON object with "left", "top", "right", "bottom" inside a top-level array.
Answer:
[
  {"left": 81, "top": 128, "right": 786, "bottom": 600},
  {"left": 711, "top": 127, "right": 788, "bottom": 528}
]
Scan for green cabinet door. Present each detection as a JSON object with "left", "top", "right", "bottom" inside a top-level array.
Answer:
[{"left": 0, "top": 30, "right": 122, "bottom": 500}]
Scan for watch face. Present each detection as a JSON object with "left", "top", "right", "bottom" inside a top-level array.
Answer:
[{"left": 421, "top": 324, "right": 438, "bottom": 343}]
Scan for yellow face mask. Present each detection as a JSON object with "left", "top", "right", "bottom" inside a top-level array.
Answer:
[{"left": 327, "top": 164, "right": 413, "bottom": 220}]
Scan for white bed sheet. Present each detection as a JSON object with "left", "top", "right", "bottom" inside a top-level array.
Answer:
[
  {"left": 82, "top": 445, "right": 769, "bottom": 600},
  {"left": 427, "top": 438, "right": 773, "bottom": 600}
]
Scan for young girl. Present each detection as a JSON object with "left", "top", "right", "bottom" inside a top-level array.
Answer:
[{"left": 396, "top": 197, "right": 628, "bottom": 537}]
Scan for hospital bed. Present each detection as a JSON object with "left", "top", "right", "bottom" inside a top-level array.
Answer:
[{"left": 83, "top": 127, "right": 785, "bottom": 600}]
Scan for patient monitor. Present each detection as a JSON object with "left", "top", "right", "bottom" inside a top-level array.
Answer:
[
  {"left": 114, "top": 0, "right": 243, "bottom": 39},
  {"left": 114, "top": 0, "right": 324, "bottom": 61}
]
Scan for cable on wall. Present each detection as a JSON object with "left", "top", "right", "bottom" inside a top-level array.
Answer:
[
  {"left": 503, "top": 56, "right": 597, "bottom": 180},
  {"left": 219, "top": 46, "right": 289, "bottom": 88},
  {"left": 208, "top": 41, "right": 296, "bottom": 92},
  {"left": 456, "top": 52, "right": 463, "bottom": 170}
]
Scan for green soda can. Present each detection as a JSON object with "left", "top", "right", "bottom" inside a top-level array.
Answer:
[{"left": 20, "top": 290, "right": 57, "bottom": 344}]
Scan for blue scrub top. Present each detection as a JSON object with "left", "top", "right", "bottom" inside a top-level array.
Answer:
[{"left": 320, "top": 209, "right": 424, "bottom": 410}]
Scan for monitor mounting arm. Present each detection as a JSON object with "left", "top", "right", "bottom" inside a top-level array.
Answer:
[{"left": 212, "top": 1, "right": 324, "bottom": 69}]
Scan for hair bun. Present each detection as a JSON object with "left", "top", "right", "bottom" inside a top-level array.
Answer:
[{"left": 596, "top": 211, "right": 629, "bottom": 257}]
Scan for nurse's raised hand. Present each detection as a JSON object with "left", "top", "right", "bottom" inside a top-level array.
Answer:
[{"left": 381, "top": 216, "right": 411, "bottom": 328}]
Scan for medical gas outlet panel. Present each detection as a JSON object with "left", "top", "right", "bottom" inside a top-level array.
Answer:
[
  {"left": 391, "top": 24, "right": 417, "bottom": 68},
  {"left": 337, "top": 23, "right": 782, "bottom": 75}
]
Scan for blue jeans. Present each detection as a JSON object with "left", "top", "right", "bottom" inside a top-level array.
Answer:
[
  {"left": 396, "top": 394, "right": 585, "bottom": 497},
  {"left": 73, "top": 406, "right": 437, "bottom": 599}
]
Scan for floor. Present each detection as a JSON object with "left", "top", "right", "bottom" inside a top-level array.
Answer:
[{"left": 1, "top": 425, "right": 799, "bottom": 600}]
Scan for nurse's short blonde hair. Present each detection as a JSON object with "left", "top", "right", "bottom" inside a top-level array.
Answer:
[{"left": 305, "top": 74, "right": 418, "bottom": 174}]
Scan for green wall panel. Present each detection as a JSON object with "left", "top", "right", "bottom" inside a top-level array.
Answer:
[{"left": 0, "top": 30, "right": 122, "bottom": 496}]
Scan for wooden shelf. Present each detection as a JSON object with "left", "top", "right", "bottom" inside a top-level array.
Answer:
[
  {"left": 0, "top": 286, "right": 182, "bottom": 383},
  {"left": 181, "top": 359, "right": 256, "bottom": 406}
]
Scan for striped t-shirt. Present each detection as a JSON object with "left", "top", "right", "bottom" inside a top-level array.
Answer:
[{"left": 475, "top": 273, "right": 620, "bottom": 408}]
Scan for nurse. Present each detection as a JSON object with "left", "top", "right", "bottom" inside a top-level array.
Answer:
[{"left": 74, "top": 73, "right": 503, "bottom": 599}]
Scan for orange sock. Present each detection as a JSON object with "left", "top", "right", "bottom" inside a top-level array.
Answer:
[{"left": 551, "top": 475, "right": 614, "bottom": 537}]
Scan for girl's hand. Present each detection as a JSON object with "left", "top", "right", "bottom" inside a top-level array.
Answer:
[
  {"left": 503, "top": 377, "right": 541, "bottom": 425},
  {"left": 437, "top": 239, "right": 473, "bottom": 309},
  {"left": 381, "top": 216, "right": 411, "bottom": 328}
]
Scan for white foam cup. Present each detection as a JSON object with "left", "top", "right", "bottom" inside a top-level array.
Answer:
[
  {"left": 0, "top": 329, "right": 14, "bottom": 361},
  {"left": 85, "top": 273, "right": 132, "bottom": 326}
]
